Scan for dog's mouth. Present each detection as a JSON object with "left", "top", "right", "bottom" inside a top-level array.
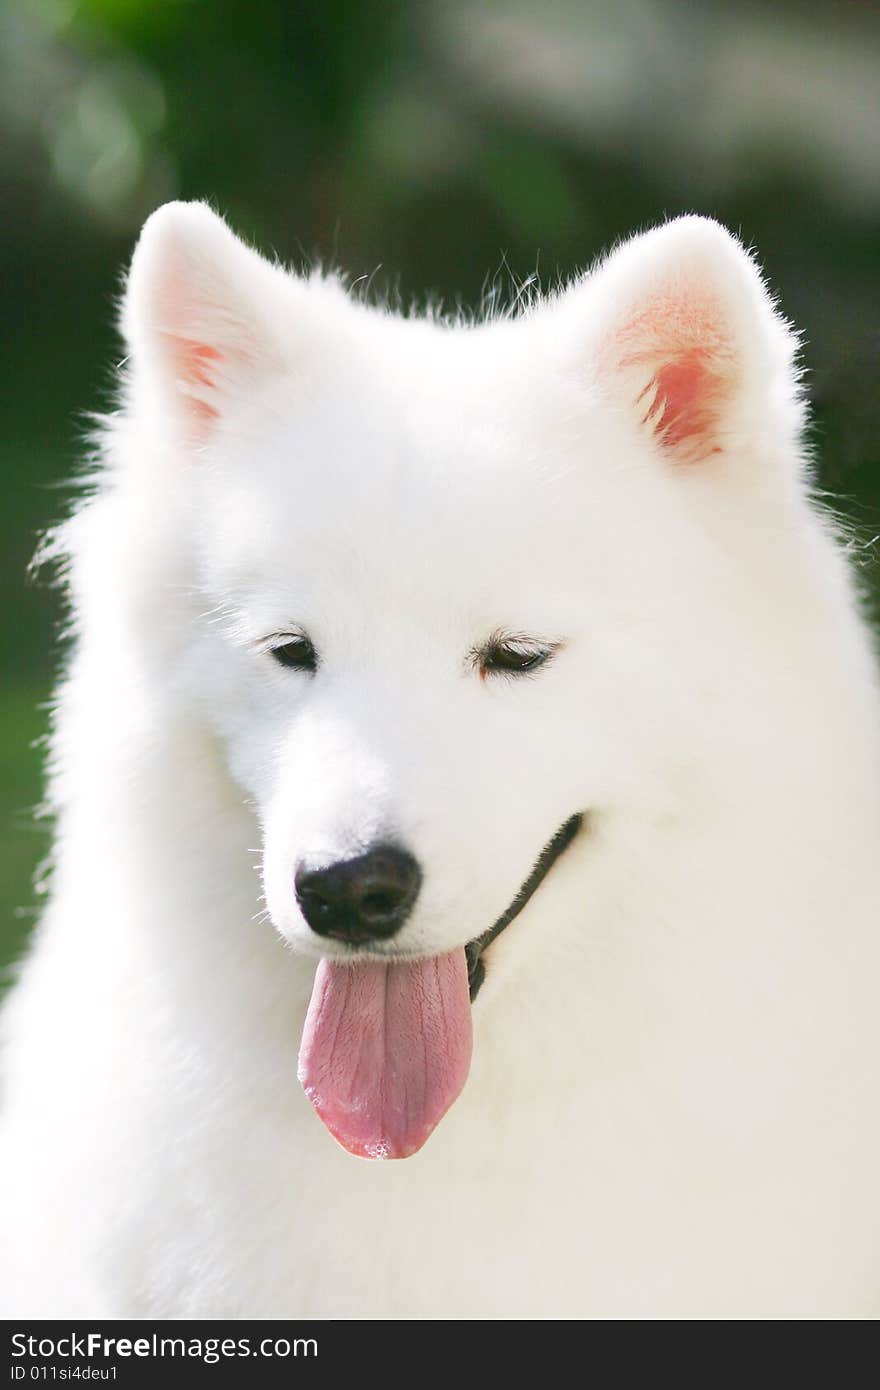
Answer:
[
  {"left": 464, "top": 811, "right": 584, "bottom": 1001},
  {"left": 298, "top": 810, "right": 584, "bottom": 1161}
]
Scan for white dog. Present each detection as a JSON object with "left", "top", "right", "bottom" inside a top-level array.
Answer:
[{"left": 2, "top": 204, "right": 878, "bottom": 1318}]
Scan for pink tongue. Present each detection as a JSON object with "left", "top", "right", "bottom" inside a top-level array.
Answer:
[{"left": 298, "top": 951, "right": 473, "bottom": 1159}]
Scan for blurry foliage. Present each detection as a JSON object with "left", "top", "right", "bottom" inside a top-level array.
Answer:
[{"left": 1, "top": 0, "right": 879, "bottom": 967}]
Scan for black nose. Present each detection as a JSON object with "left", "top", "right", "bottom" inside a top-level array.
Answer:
[{"left": 294, "top": 845, "right": 422, "bottom": 944}]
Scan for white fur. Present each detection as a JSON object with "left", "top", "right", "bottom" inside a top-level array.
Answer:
[{"left": 2, "top": 205, "right": 879, "bottom": 1318}]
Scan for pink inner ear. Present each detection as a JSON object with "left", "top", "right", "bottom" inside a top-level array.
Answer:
[
  {"left": 165, "top": 337, "right": 222, "bottom": 423},
  {"left": 644, "top": 349, "right": 723, "bottom": 455},
  {"left": 609, "top": 291, "right": 735, "bottom": 463},
  {"left": 184, "top": 341, "right": 222, "bottom": 385}
]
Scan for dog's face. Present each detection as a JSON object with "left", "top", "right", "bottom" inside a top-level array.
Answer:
[
  {"left": 196, "top": 353, "right": 603, "bottom": 965},
  {"left": 122, "top": 204, "right": 803, "bottom": 973}
]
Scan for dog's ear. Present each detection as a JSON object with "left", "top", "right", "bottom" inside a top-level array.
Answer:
[
  {"left": 122, "top": 202, "right": 293, "bottom": 439},
  {"left": 578, "top": 216, "right": 802, "bottom": 466}
]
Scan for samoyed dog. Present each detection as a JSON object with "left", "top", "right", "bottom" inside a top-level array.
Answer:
[{"left": 2, "top": 204, "right": 879, "bottom": 1319}]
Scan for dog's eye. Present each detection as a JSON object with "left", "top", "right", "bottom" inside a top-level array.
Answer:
[
  {"left": 478, "top": 637, "right": 558, "bottom": 678},
  {"left": 269, "top": 635, "right": 318, "bottom": 673}
]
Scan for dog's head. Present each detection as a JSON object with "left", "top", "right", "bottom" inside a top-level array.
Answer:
[
  {"left": 115, "top": 203, "right": 805, "bottom": 1154},
  {"left": 121, "top": 202, "right": 802, "bottom": 966}
]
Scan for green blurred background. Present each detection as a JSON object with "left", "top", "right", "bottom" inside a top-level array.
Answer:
[{"left": 2, "top": 0, "right": 879, "bottom": 980}]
